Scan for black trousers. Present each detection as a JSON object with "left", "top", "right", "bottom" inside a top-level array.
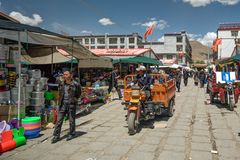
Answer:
[
  {"left": 53, "top": 101, "right": 76, "bottom": 137},
  {"left": 176, "top": 81, "right": 181, "bottom": 91},
  {"left": 108, "top": 84, "right": 122, "bottom": 98}
]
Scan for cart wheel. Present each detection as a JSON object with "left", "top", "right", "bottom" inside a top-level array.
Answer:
[
  {"left": 210, "top": 92, "right": 214, "bottom": 104},
  {"left": 168, "top": 100, "right": 174, "bottom": 117},
  {"left": 229, "top": 100, "right": 234, "bottom": 111},
  {"left": 128, "top": 111, "right": 137, "bottom": 135}
]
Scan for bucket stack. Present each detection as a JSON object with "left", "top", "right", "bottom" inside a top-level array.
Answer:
[{"left": 21, "top": 117, "right": 41, "bottom": 139}]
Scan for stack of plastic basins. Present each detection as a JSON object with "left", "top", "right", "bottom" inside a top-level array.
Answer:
[{"left": 21, "top": 117, "right": 41, "bottom": 139}]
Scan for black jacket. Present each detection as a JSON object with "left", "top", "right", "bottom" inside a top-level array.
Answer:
[
  {"left": 136, "top": 73, "right": 152, "bottom": 90},
  {"left": 58, "top": 80, "right": 81, "bottom": 107}
]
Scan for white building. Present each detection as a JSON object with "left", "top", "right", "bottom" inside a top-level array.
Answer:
[
  {"left": 143, "top": 31, "right": 192, "bottom": 66},
  {"left": 73, "top": 33, "right": 142, "bottom": 49},
  {"left": 217, "top": 23, "right": 240, "bottom": 59},
  {"left": 74, "top": 31, "right": 192, "bottom": 66}
]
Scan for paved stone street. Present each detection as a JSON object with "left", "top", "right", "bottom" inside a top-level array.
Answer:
[{"left": 1, "top": 79, "right": 240, "bottom": 160}]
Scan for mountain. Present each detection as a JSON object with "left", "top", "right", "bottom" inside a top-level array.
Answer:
[{"left": 190, "top": 41, "right": 211, "bottom": 63}]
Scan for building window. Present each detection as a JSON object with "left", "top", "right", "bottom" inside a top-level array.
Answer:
[
  {"left": 120, "top": 38, "right": 125, "bottom": 44},
  {"left": 97, "top": 38, "right": 105, "bottom": 44},
  {"left": 120, "top": 45, "right": 125, "bottom": 48},
  {"left": 176, "top": 36, "right": 183, "bottom": 43},
  {"left": 85, "top": 38, "right": 89, "bottom": 44},
  {"left": 157, "top": 55, "right": 163, "bottom": 59},
  {"left": 129, "top": 38, "right": 135, "bottom": 44},
  {"left": 129, "top": 45, "right": 135, "bottom": 48},
  {"left": 231, "top": 31, "right": 238, "bottom": 37},
  {"left": 109, "top": 46, "right": 118, "bottom": 49},
  {"left": 90, "top": 46, "right": 95, "bottom": 49},
  {"left": 167, "top": 55, "right": 173, "bottom": 59},
  {"left": 137, "top": 38, "right": 142, "bottom": 44},
  {"left": 91, "top": 38, "right": 95, "bottom": 44},
  {"left": 97, "top": 46, "right": 105, "bottom": 49},
  {"left": 78, "top": 39, "right": 83, "bottom": 44},
  {"left": 109, "top": 38, "right": 118, "bottom": 44},
  {"left": 176, "top": 45, "right": 183, "bottom": 51}
]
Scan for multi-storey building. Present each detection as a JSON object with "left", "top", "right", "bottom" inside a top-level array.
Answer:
[
  {"left": 216, "top": 23, "right": 240, "bottom": 59},
  {"left": 74, "top": 31, "right": 192, "bottom": 66},
  {"left": 73, "top": 33, "right": 142, "bottom": 49},
  {"left": 143, "top": 31, "right": 192, "bottom": 66}
]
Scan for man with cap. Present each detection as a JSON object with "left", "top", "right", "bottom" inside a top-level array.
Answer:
[{"left": 135, "top": 65, "right": 152, "bottom": 100}]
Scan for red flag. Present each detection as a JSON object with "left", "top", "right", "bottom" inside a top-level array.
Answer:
[
  {"left": 215, "top": 38, "right": 222, "bottom": 45},
  {"left": 144, "top": 25, "right": 154, "bottom": 39}
]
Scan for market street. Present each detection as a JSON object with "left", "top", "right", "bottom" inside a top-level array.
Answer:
[{"left": 1, "top": 79, "right": 240, "bottom": 160}]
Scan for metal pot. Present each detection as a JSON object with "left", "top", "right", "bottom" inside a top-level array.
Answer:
[
  {"left": 28, "top": 69, "right": 41, "bottom": 79},
  {"left": 31, "top": 91, "right": 44, "bottom": 99},
  {"left": 34, "top": 80, "right": 42, "bottom": 91},
  {"left": 40, "top": 77, "right": 48, "bottom": 85},
  {"left": 25, "top": 84, "right": 33, "bottom": 93},
  {"left": 21, "top": 74, "right": 29, "bottom": 83},
  {"left": 40, "top": 77, "right": 48, "bottom": 91},
  {"left": 30, "top": 98, "right": 45, "bottom": 106},
  {"left": 29, "top": 78, "right": 36, "bottom": 85}
]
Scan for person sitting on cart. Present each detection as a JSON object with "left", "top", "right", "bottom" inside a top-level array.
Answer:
[{"left": 135, "top": 65, "right": 153, "bottom": 100}]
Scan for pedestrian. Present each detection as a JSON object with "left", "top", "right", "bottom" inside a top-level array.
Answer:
[
  {"left": 199, "top": 69, "right": 206, "bottom": 88},
  {"left": 194, "top": 70, "right": 199, "bottom": 86},
  {"left": 108, "top": 68, "right": 122, "bottom": 99},
  {"left": 52, "top": 71, "right": 81, "bottom": 143},
  {"left": 183, "top": 69, "right": 189, "bottom": 86},
  {"left": 175, "top": 68, "right": 182, "bottom": 92}
]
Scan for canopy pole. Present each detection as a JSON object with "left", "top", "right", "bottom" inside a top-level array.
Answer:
[
  {"left": 51, "top": 47, "right": 54, "bottom": 74},
  {"left": 71, "top": 39, "right": 74, "bottom": 72},
  {"left": 17, "top": 31, "right": 21, "bottom": 123}
]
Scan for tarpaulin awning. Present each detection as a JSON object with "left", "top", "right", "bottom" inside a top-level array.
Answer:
[
  {"left": 21, "top": 52, "right": 78, "bottom": 65},
  {"left": 0, "top": 19, "right": 101, "bottom": 60},
  {"left": 112, "top": 56, "right": 162, "bottom": 65},
  {"left": 78, "top": 57, "right": 113, "bottom": 68},
  {"left": 216, "top": 54, "right": 240, "bottom": 66}
]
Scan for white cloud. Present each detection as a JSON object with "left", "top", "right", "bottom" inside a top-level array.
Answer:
[
  {"left": 188, "top": 32, "right": 217, "bottom": 46},
  {"left": 183, "top": 0, "right": 240, "bottom": 7},
  {"left": 187, "top": 33, "right": 202, "bottom": 40},
  {"left": 98, "top": 18, "right": 115, "bottom": 26},
  {"left": 51, "top": 22, "right": 81, "bottom": 35},
  {"left": 9, "top": 11, "right": 43, "bottom": 26},
  {"left": 81, "top": 30, "right": 92, "bottom": 34},
  {"left": 133, "top": 18, "right": 169, "bottom": 30}
]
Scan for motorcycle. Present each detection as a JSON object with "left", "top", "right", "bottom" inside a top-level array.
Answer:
[
  {"left": 122, "top": 74, "right": 176, "bottom": 135},
  {"left": 225, "top": 82, "right": 235, "bottom": 111}
]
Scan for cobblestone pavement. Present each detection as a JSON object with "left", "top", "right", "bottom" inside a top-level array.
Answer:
[{"left": 1, "top": 79, "right": 240, "bottom": 160}]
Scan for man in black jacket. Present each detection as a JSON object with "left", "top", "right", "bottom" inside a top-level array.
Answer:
[
  {"left": 108, "top": 68, "right": 122, "bottom": 99},
  {"left": 52, "top": 71, "right": 81, "bottom": 143}
]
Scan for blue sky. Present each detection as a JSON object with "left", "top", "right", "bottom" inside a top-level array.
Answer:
[{"left": 1, "top": 0, "right": 240, "bottom": 46}]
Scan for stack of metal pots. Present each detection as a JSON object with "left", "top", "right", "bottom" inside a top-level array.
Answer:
[{"left": 24, "top": 70, "right": 48, "bottom": 113}]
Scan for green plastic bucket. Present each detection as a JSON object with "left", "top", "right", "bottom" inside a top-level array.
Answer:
[{"left": 21, "top": 117, "right": 41, "bottom": 124}]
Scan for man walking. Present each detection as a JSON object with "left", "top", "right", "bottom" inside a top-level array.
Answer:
[
  {"left": 52, "top": 71, "right": 81, "bottom": 143},
  {"left": 108, "top": 68, "right": 122, "bottom": 99},
  {"left": 175, "top": 69, "right": 182, "bottom": 92}
]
